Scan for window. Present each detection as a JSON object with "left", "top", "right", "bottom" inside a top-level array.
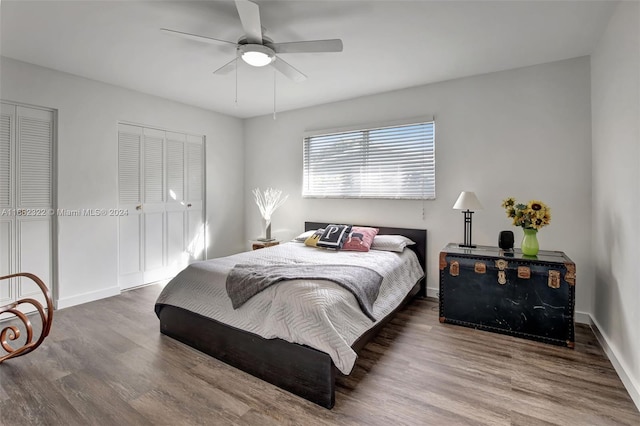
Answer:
[{"left": 303, "top": 120, "right": 435, "bottom": 199}]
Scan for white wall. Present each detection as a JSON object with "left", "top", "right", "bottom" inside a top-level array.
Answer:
[
  {"left": 0, "top": 57, "right": 245, "bottom": 308},
  {"left": 591, "top": 1, "right": 640, "bottom": 409},
  {"left": 243, "top": 57, "right": 593, "bottom": 315}
]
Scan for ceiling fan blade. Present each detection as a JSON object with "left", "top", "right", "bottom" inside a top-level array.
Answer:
[
  {"left": 235, "top": 0, "right": 263, "bottom": 44},
  {"left": 213, "top": 57, "right": 238, "bottom": 75},
  {"left": 161, "top": 28, "right": 236, "bottom": 46},
  {"left": 271, "top": 57, "right": 307, "bottom": 82},
  {"left": 269, "top": 39, "right": 343, "bottom": 54}
]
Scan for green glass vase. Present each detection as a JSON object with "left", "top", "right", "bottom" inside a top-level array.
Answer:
[{"left": 521, "top": 228, "right": 539, "bottom": 256}]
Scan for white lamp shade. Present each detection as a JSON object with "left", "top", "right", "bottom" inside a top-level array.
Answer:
[{"left": 453, "top": 191, "right": 483, "bottom": 211}]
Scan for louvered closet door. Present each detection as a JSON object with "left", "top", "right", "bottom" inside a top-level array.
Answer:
[
  {"left": 185, "top": 136, "right": 204, "bottom": 261},
  {"left": 165, "top": 133, "right": 204, "bottom": 274},
  {"left": 165, "top": 132, "right": 187, "bottom": 276},
  {"left": 142, "top": 128, "right": 166, "bottom": 283},
  {"left": 117, "top": 124, "right": 143, "bottom": 288},
  {"left": 118, "top": 125, "right": 204, "bottom": 289},
  {"left": 0, "top": 103, "right": 54, "bottom": 307},
  {"left": 16, "top": 106, "right": 53, "bottom": 305},
  {"left": 0, "top": 103, "right": 15, "bottom": 306}
]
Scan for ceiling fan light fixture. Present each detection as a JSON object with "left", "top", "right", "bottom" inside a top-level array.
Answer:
[{"left": 240, "top": 44, "right": 275, "bottom": 67}]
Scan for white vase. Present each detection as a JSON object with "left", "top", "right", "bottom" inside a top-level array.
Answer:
[{"left": 265, "top": 219, "right": 272, "bottom": 240}]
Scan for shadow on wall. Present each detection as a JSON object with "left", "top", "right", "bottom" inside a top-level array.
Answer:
[{"left": 593, "top": 208, "right": 635, "bottom": 372}]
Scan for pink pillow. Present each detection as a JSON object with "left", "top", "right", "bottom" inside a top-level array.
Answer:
[{"left": 341, "top": 227, "right": 379, "bottom": 252}]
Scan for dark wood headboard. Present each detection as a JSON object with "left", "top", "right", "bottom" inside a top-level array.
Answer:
[{"left": 304, "top": 222, "right": 427, "bottom": 277}]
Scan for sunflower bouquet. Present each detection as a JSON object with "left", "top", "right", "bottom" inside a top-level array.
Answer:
[{"left": 501, "top": 198, "right": 551, "bottom": 230}]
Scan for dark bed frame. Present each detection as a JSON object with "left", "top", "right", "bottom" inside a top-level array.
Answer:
[{"left": 156, "top": 222, "right": 427, "bottom": 408}]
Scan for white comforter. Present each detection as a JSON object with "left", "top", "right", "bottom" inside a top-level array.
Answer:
[{"left": 155, "top": 242, "right": 424, "bottom": 374}]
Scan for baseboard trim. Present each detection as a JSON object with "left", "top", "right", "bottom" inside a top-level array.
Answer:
[
  {"left": 575, "top": 310, "right": 591, "bottom": 325},
  {"left": 426, "top": 286, "right": 439, "bottom": 299},
  {"left": 589, "top": 314, "right": 640, "bottom": 412},
  {"left": 55, "top": 286, "right": 120, "bottom": 310}
]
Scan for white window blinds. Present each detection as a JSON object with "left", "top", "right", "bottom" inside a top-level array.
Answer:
[{"left": 303, "top": 120, "right": 435, "bottom": 199}]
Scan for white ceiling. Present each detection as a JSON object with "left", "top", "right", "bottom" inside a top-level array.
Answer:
[{"left": 1, "top": 1, "right": 615, "bottom": 119}]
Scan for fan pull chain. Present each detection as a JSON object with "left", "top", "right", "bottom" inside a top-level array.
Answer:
[
  {"left": 273, "top": 70, "right": 277, "bottom": 120},
  {"left": 234, "top": 55, "right": 238, "bottom": 107}
]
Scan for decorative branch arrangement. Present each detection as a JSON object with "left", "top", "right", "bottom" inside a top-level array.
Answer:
[{"left": 253, "top": 187, "right": 288, "bottom": 241}]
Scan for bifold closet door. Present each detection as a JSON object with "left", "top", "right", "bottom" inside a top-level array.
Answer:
[
  {"left": 165, "top": 133, "right": 205, "bottom": 276},
  {"left": 0, "top": 219, "right": 12, "bottom": 306},
  {"left": 0, "top": 103, "right": 14, "bottom": 306},
  {"left": 185, "top": 138, "right": 204, "bottom": 262},
  {"left": 165, "top": 132, "right": 187, "bottom": 277},
  {"left": 141, "top": 128, "right": 166, "bottom": 283},
  {"left": 0, "top": 102, "right": 54, "bottom": 307},
  {"left": 118, "top": 124, "right": 204, "bottom": 289},
  {"left": 16, "top": 106, "right": 53, "bottom": 305},
  {"left": 117, "top": 124, "right": 143, "bottom": 288}
]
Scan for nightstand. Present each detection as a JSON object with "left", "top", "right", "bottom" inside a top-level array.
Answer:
[{"left": 251, "top": 240, "right": 280, "bottom": 250}]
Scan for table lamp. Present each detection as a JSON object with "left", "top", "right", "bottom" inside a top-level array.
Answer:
[{"left": 453, "top": 191, "right": 483, "bottom": 248}]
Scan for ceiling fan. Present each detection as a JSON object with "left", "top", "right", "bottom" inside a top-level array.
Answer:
[{"left": 161, "top": 0, "right": 343, "bottom": 82}]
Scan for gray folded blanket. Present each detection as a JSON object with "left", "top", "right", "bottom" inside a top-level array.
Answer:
[{"left": 226, "top": 263, "right": 383, "bottom": 321}]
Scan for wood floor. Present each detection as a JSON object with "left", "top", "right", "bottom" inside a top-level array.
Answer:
[{"left": 1, "top": 284, "right": 638, "bottom": 426}]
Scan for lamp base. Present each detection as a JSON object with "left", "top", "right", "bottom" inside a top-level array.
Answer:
[{"left": 459, "top": 210, "right": 476, "bottom": 249}]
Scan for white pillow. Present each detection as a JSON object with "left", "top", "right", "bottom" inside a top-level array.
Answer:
[
  {"left": 293, "top": 229, "right": 322, "bottom": 242},
  {"left": 371, "top": 235, "right": 416, "bottom": 252}
]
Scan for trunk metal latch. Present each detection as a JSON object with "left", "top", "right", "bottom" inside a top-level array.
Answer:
[
  {"left": 449, "top": 260, "right": 459, "bottom": 277},
  {"left": 474, "top": 262, "right": 486, "bottom": 274},
  {"left": 517, "top": 266, "right": 531, "bottom": 279},
  {"left": 548, "top": 270, "right": 561, "bottom": 289},
  {"left": 495, "top": 259, "right": 508, "bottom": 285}
]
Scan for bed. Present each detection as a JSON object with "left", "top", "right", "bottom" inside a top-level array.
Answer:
[{"left": 155, "top": 222, "right": 427, "bottom": 408}]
